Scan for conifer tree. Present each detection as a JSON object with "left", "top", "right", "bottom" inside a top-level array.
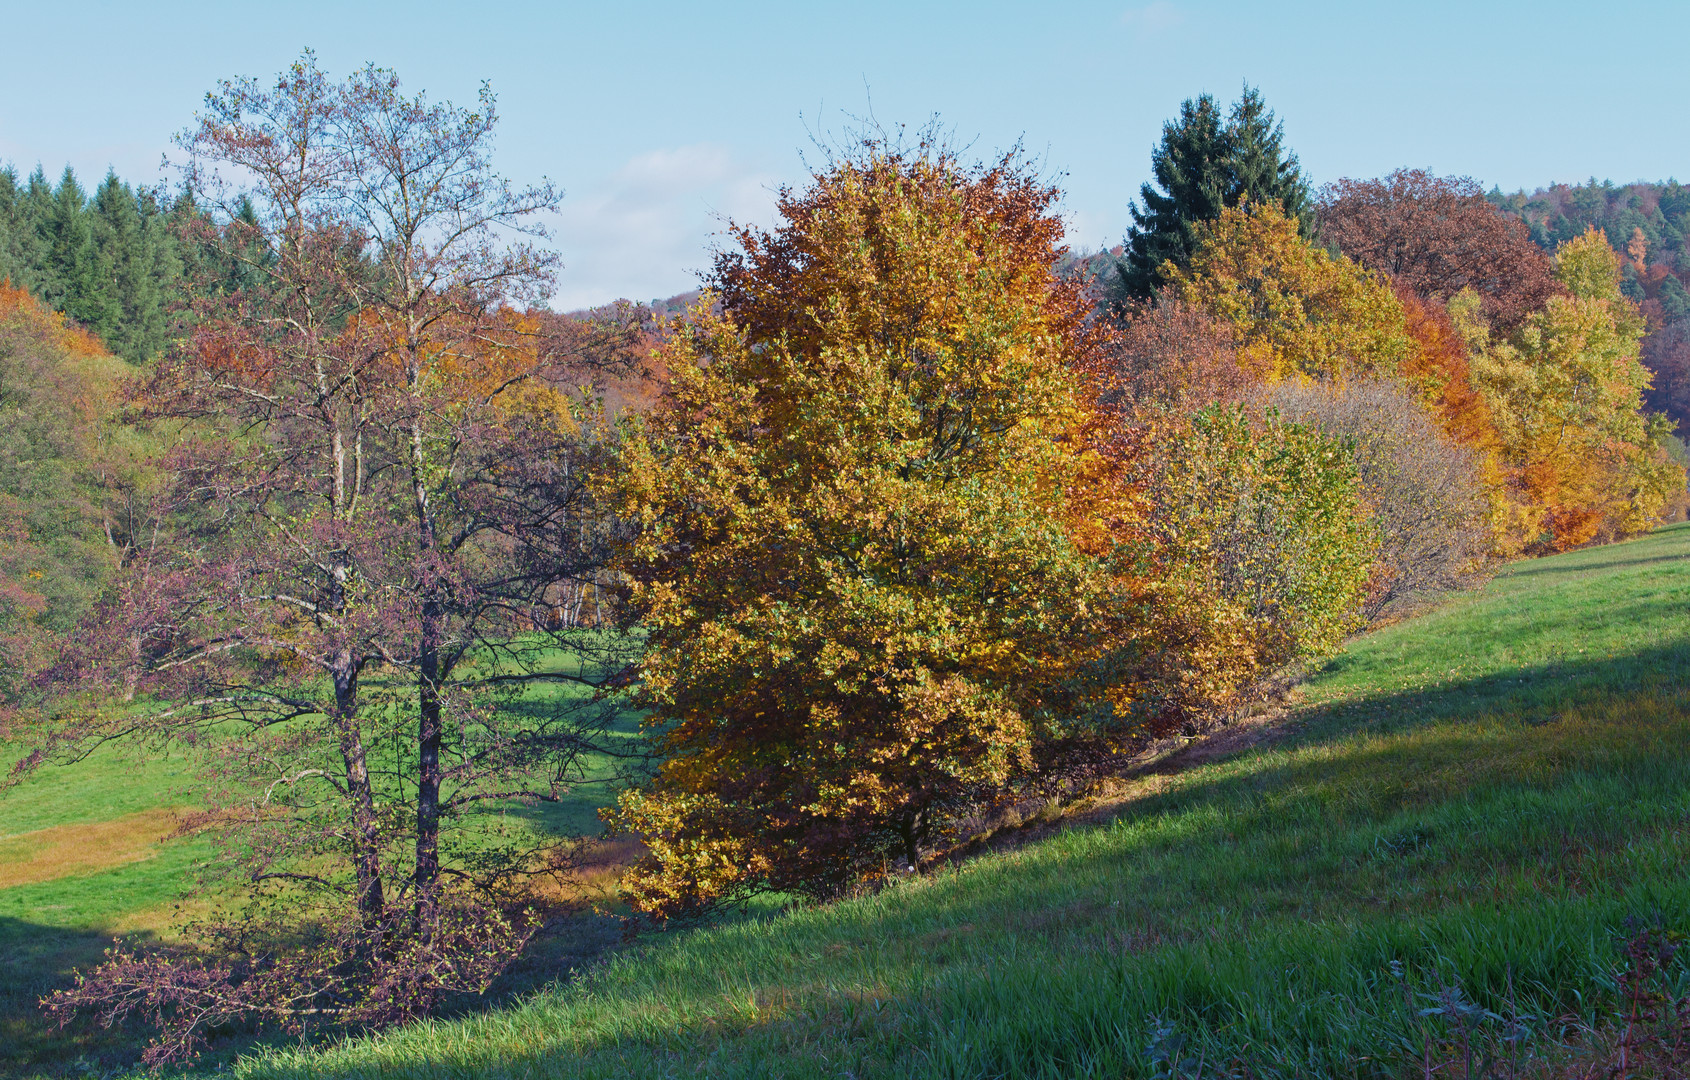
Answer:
[
  {"left": 0, "top": 162, "right": 187, "bottom": 362},
  {"left": 1115, "top": 85, "right": 1310, "bottom": 302},
  {"left": 0, "top": 168, "right": 52, "bottom": 292},
  {"left": 0, "top": 168, "right": 26, "bottom": 286},
  {"left": 90, "top": 172, "right": 177, "bottom": 362},
  {"left": 40, "top": 167, "right": 106, "bottom": 329}
]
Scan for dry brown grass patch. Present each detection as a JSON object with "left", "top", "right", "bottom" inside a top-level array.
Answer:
[{"left": 0, "top": 807, "right": 183, "bottom": 889}]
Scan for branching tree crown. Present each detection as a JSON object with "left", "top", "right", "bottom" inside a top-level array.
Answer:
[
  {"left": 1317, "top": 169, "right": 1562, "bottom": 333},
  {"left": 607, "top": 135, "right": 1137, "bottom": 919},
  {"left": 25, "top": 53, "right": 645, "bottom": 1065}
]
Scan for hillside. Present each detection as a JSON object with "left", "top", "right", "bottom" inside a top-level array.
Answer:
[{"left": 212, "top": 522, "right": 1690, "bottom": 1079}]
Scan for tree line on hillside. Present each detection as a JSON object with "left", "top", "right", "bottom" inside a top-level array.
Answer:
[
  {"left": 0, "top": 166, "right": 190, "bottom": 363},
  {"left": 0, "top": 67, "right": 1683, "bottom": 1066},
  {"left": 1490, "top": 179, "right": 1690, "bottom": 436}
]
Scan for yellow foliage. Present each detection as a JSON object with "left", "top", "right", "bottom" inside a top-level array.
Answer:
[
  {"left": 1461, "top": 229, "right": 1683, "bottom": 549},
  {"left": 1170, "top": 203, "right": 1416, "bottom": 382},
  {"left": 605, "top": 147, "right": 1141, "bottom": 916}
]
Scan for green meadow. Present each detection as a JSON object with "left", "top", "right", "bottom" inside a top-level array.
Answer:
[
  {"left": 4, "top": 523, "right": 1689, "bottom": 1077},
  {"left": 0, "top": 655, "right": 641, "bottom": 1078}
]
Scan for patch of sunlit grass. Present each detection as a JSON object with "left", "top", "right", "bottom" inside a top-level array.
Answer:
[{"left": 0, "top": 806, "right": 184, "bottom": 890}]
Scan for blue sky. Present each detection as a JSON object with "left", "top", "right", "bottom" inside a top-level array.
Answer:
[{"left": 1, "top": 1, "right": 1683, "bottom": 309}]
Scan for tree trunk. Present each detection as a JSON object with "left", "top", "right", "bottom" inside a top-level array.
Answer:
[
  {"left": 331, "top": 658, "right": 384, "bottom": 929},
  {"left": 898, "top": 808, "right": 926, "bottom": 874},
  {"left": 122, "top": 631, "right": 142, "bottom": 703},
  {"left": 410, "top": 400, "right": 443, "bottom": 936},
  {"left": 414, "top": 600, "right": 443, "bottom": 934}
]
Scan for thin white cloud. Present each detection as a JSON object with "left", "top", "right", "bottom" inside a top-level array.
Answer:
[
  {"left": 1119, "top": 1, "right": 1182, "bottom": 33},
  {"left": 550, "top": 143, "right": 783, "bottom": 311}
]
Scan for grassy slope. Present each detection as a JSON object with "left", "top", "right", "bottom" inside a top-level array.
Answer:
[
  {"left": 0, "top": 654, "right": 638, "bottom": 1078},
  {"left": 0, "top": 742, "right": 215, "bottom": 1073},
  {"left": 239, "top": 523, "right": 1690, "bottom": 1079}
]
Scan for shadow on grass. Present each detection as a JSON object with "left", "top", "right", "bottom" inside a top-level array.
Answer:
[
  {"left": 1499, "top": 550, "right": 1690, "bottom": 579},
  {"left": 233, "top": 639, "right": 1690, "bottom": 1080},
  {"left": 0, "top": 918, "right": 162, "bottom": 1079}
]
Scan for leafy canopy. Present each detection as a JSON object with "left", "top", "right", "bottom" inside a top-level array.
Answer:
[
  {"left": 1170, "top": 203, "right": 1415, "bottom": 382},
  {"left": 608, "top": 138, "right": 1135, "bottom": 918},
  {"left": 1464, "top": 228, "right": 1683, "bottom": 547}
]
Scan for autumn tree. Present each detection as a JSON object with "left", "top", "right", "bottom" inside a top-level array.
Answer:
[
  {"left": 607, "top": 137, "right": 1135, "bottom": 919},
  {"left": 1084, "top": 309, "right": 1381, "bottom": 723},
  {"left": 1115, "top": 85, "right": 1310, "bottom": 302},
  {"left": 1169, "top": 203, "right": 1415, "bottom": 381},
  {"left": 1317, "top": 170, "right": 1562, "bottom": 333},
  {"left": 1461, "top": 229, "right": 1683, "bottom": 548},
  {"left": 26, "top": 55, "right": 642, "bottom": 1064},
  {"left": 1643, "top": 319, "right": 1690, "bottom": 426}
]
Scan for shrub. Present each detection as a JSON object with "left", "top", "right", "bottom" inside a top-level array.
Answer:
[
  {"left": 1130, "top": 405, "right": 1378, "bottom": 725},
  {"left": 1266, "top": 378, "right": 1488, "bottom": 618}
]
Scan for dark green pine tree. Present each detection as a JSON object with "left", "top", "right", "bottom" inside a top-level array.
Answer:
[
  {"left": 0, "top": 162, "right": 188, "bottom": 361},
  {"left": 1222, "top": 86, "right": 1310, "bottom": 228},
  {"left": 39, "top": 167, "right": 112, "bottom": 331},
  {"left": 1660, "top": 274, "right": 1690, "bottom": 322},
  {"left": 0, "top": 168, "right": 24, "bottom": 286},
  {"left": 90, "top": 172, "right": 179, "bottom": 362},
  {"left": 1114, "top": 85, "right": 1311, "bottom": 303},
  {"left": 133, "top": 187, "right": 184, "bottom": 360},
  {"left": 0, "top": 167, "right": 52, "bottom": 293}
]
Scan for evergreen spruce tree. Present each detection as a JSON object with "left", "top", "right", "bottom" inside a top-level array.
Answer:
[
  {"left": 1223, "top": 87, "right": 1310, "bottom": 227},
  {"left": 0, "top": 162, "right": 186, "bottom": 362},
  {"left": 0, "top": 168, "right": 53, "bottom": 293},
  {"left": 40, "top": 167, "right": 105, "bottom": 328},
  {"left": 130, "top": 187, "right": 181, "bottom": 361},
  {"left": 0, "top": 167, "right": 22, "bottom": 286},
  {"left": 91, "top": 171, "right": 177, "bottom": 362},
  {"left": 1115, "top": 85, "right": 1310, "bottom": 303}
]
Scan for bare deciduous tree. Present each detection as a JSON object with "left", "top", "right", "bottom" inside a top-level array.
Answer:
[{"left": 20, "top": 53, "right": 645, "bottom": 1066}]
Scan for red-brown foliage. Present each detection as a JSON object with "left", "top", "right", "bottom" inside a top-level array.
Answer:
[
  {"left": 1318, "top": 169, "right": 1562, "bottom": 332},
  {"left": 1092, "top": 298, "right": 1256, "bottom": 419},
  {"left": 22, "top": 55, "right": 646, "bottom": 1066},
  {"left": 1643, "top": 321, "right": 1690, "bottom": 432}
]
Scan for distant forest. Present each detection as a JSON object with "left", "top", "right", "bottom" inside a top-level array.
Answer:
[
  {"left": 1491, "top": 180, "right": 1690, "bottom": 428},
  {"left": 5, "top": 161, "right": 1690, "bottom": 436},
  {"left": 0, "top": 166, "right": 191, "bottom": 364}
]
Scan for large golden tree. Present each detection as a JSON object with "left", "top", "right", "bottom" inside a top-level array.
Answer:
[{"left": 607, "top": 140, "right": 1135, "bottom": 917}]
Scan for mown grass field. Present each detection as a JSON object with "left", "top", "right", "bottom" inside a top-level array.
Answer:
[{"left": 225, "top": 522, "right": 1690, "bottom": 1079}]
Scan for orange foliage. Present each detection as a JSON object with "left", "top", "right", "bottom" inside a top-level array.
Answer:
[
  {"left": 1394, "top": 285, "right": 1499, "bottom": 451},
  {"left": 0, "top": 280, "right": 110, "bottom": 361}
]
